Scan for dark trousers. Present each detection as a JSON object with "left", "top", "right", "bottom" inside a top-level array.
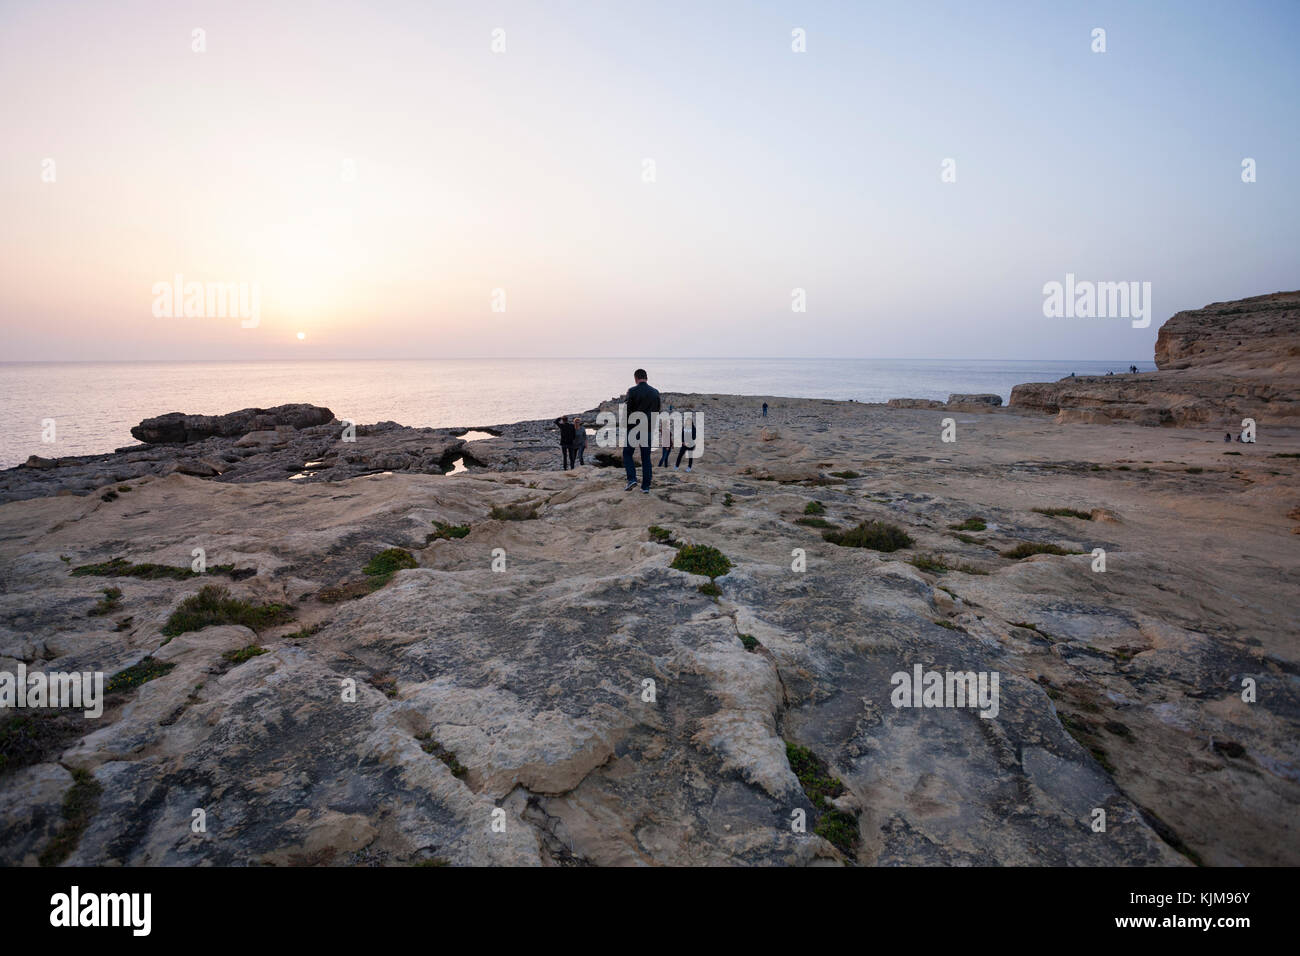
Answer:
[
  {"left": 574, "top": 445, "right": 585, "bottom": 465},
  {"left": 676, "top": 444, "right": 691, "bottom": 467},
  {"left": 562, "top": 445, "right": 575, "bottom": 469},
  {"left": 658, "top": 446, "right": 671, "bottom": 467},
  {"left": 624, "top": 444, "right": 652, "bottom": 489}
]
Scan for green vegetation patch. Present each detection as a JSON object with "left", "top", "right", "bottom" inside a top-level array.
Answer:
[
  {"left": 363, "top": 548, "right": 418, "bottom": 579},
  {"left": 785, "top": 743, "right": 844, "bottom": 809},
  {"left": 88, "top": 587, "right": 123, "bottom": 617},
  {"left": 697, "top": 581, "right": 722, "bottom": 598},
  {"left": 738, "top": 633, "right": 759, "bottom": 651},
  {"left": 814, "top": 809, "right": 860, "bottom": 856},
  {"left": 908, "top": 554, "right": 950, "bottom": 574},
  {"left": 1032, "top": 507, "right": 1092, "bottom": 520},
  {"left": 71, "top": 558, "right": 242, "bottom": 580},
  {"left": 38, "top": 768, "right": 102, "bottom": 867},
  {"left": 795, "top": 516, "right": 832, "bottom": 528},
  {"left": 223, "top": 645, "right": 268, "bottom": 665},
  {"left": 671, "top": 544, "right": 733, "bottom": 578},
  {"left": 648, "top": 525, "right": 676, "bottom": 544},
  {"left": 105, "top": 657, "right": 176, "bottom": 694},
  {"left": 0, "top": 713, "right": 85, "bottom": 776},
  {"left": 161, "top": 584, "right": 293, "bottom": 637},
  {"left": 489, "top": 502, "right": 538, "bottom": 521},
  {"left": 1000, "top": 542, "right": 1078, "bottom": 560},
  {"left": 429, "top": 521, "right": 471, "bottom": 541},
  {"left": 417, "top": 734, "right": 468, "bottom": 779},
  {"left": 823, "top": 520, "right": 913, "bottom": 552},
  {"left": 804, "top": 500, "right": 826, "bottom": 515},
  {"left": 948, "top": 517, "right": 986, "bottom": 532}
]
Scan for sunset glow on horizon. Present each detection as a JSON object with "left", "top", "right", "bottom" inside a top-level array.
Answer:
[{"left": 2, "top": 0, "right": 1297, "bottom": 362}]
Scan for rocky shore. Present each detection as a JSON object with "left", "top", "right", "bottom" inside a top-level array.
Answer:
[
  {"left": 1, "top": 292, "right": 1297, "bottom": 867},
  {"left": 1010, "top": 290, "right": 1300, "bottom": 426}
]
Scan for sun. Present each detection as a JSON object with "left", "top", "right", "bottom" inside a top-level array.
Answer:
[{"left": 296, "top": 332, "right": 306, "bottom": 341}]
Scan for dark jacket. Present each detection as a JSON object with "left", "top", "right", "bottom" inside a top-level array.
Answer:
[
  {"left": 624, "top": 381, "right": 661, "bottom": 447},
  {"left": 625, "top": 381, "right": 661, "bottom": 419},
  {"left": 555, "top": 419, "right": 576, "bottom": 446}
]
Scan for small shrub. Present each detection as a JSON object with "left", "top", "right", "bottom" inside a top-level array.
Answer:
[
  {"left": 908, "top": 554, "right": 949, "bottom": 574},
  {"left": 71, "top": 558, "right": 244, "bottom": 581},
  {"left": 823, "top": 520, "right": 913, "bottom": 552},
  {"left": 948, "top": 517, "right": 986, "bottom": 532},
  {"left": 1000, "top": 542, "right": 1075, "bottom": 560},
  {"left": 815, "top": 809, "right": 860, "bottom": 856},
  {"left": 648, "top": 526, "right": 675, "bottom": 544},
  {"left": 284, "top": 623, "right": 324, "bottom": 640},
  {"left": 697, "top": 581, "right": 722, "bottom": 598},
  {"left": 161, "top": 585, "right": 293, "bottom": 637},
  {"left": 671, "top": 544, "right": 733, "bottom": 578},
  {"left": 785, "top": 743, "right": 843, "bottom": 808},
  {"left": 88, "top": 587, "right": 123, "bottom": 617},
  {"left": 723, "top": 493, "right": 735, "bottom": 508},
  {"left": 105, "top": 657, "right": 175, "bottom": 694},
  {"left": 796, "top": 516, "right": 832, "bottom": 528},
  {"left": 738, "top": 633, "right": 758, "bottom": 651},
  {"left": 418, "top": 734, "right": 468, "bottom": 779},
  {"left": 804, "top": 500, "right": 826, "bottom": 515},
  {"left": 363, "top": 548, "right": 418, "bottom": 579},
  {"left": 489, "top": 502, "right": 538, "bottom": 521},
  {"left": 223, "top": 645, "right": 268, "bottom": 665},
  {"left": 951, "top": 533, "right": 980, "bottom": 544},
  {"left": 429, "top": 521, "right": 470, "bottom": 541},
  {"left": 1032, "top": 507, "right": 1092, "bottom": 520}
]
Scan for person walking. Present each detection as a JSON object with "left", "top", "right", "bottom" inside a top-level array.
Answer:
[
  {"left": 762, "top": 402, "right": 768, "bottom": 418},
  {"left": 623, "top": 368, "right": 661, "bottom": 493},
  {"left": 572, "top": 417, "right": 587, "bottom": 465},
  {"left": 675, "top": 412, "right": 694, "bottom": 471},
  {"left": 658, "top": 408, "right": 674, "bottom": 467},
  {"left": 555, "top": 416, "right": 576, "bottom": 469}
]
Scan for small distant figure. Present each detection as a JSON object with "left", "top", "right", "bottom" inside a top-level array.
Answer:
[
  {"left": 1106, "top": 370, "right": 1114, "bottom": 376},
  {"left": 1070, "top": 372, "right": 1076, "bottom": 378},
  {"left": 675, "top": 413, "right": 695, "bottom": 471},
  {"left": 658, "top": 410, "right": 674, "bottom": 468},
  {"left": 1224, "top": 432, "right": 1232, "bottom": 442},
  {"left": 762, "top": 402, "right": 768, "bottom": 417},
  {"left": 1130, "top": 365, "right": 1138, "bottom": 374},
  {"left": 572, "top": 417, "right": 587, "bottom": 465},
  {"left": 555, "top": 415, "right": 576, "bottom": 469}
]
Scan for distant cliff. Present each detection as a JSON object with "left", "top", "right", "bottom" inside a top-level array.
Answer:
[{"left": 1011, "top": 290, "right": 1300, "bottom": 426}]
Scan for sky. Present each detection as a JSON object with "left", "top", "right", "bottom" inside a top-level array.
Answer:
[{"left": 1, "top": 0, "right": 1297, "bottom": 362}]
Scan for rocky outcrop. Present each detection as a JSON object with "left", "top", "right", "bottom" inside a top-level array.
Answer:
[
  {"left": 947, "top": 393, "right": 1002, "bottom": 407},
  {"left": 2, "top": 393, "right": 1295, "bottom": 866},
  {"left": 0, "top": 405, "right": 599, "bottom": 505},
  {"left": 1155, "top": 290, "right": 1300, "bottom": 373},
  {"left": 1012, "top": 290, "right": 1300, "bottom": 426},
  {"left": 131, "top": 403, "right": 336, "bottom": 444}
]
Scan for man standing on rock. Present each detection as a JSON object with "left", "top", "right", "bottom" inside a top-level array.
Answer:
[
  {"left": 623, "top": 368, "right": 661, "bottom": 493},
  {"left": 555, "top": 416, "right": 576, "bottom": 469}
]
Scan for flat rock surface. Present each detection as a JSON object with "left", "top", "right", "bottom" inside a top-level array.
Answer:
[{"left": 1, "top": 396, "right": 1296, "bottom": 865}]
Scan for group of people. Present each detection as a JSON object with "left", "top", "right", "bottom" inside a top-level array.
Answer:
[
  {"left": 553, "top": 368, "right": 695, "bottom": 493},
  {"left": 553, "top": 414, "right": 587, "bottom": 469}
]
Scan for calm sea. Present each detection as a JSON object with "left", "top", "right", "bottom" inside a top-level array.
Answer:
[{"left": 0, "top": 358, "right": 1138, "bottom": 469}]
